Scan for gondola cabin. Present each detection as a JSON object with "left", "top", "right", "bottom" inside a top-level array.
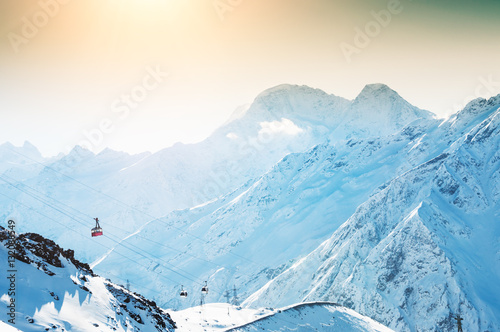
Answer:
[
  {"left": 91, "top": 217, "right": 103, "bottom": 237},
  {"left": 201, "top": 281, "right": 208, "bottom": 294},
  {"left": 180, "top": 285, "right": 188, "bottom": 298}
]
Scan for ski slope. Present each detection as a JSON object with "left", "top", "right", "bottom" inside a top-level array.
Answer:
[{"left": 169, "top": 302, "right": 394, "bottom": 332}]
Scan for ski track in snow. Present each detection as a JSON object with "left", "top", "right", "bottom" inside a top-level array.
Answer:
[{"left": 91, "top": 215, "right": 162, "bottom": 269}]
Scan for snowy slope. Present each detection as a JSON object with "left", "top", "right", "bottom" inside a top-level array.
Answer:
[
  {"left": 0, "top": 226, "right": 176, "bottom": 331},
  {"left": 169, "top": 303, "right": 273, "bottom": 331},
  {"left": 0, "top": 320, "right": 22, "bottom": 332},
  {"left": 168, "top": 302, "right": 393, "bottom": 332},
  {"left": 227, "top": 302, "right": 394, "bottom": 332},
  {"left": 244, "top": 97, "right": 500, "bottom": 331}
]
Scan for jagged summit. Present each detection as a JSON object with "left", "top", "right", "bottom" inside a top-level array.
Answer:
[
  {"left": 67, "top": 144, "right": 95, "bottom": 157},
  {"left": 353, "top": 83, "right": 411, "bottom": 106},
  {"left": 0, "top": 141, "right": 15, "bottom": 149},
  {"left": 455, "top": 94, "right": 500, "bottom": 120},
  {"left": 328, "top": 83, "right": 435, "bottom": 140},
  {"left": 254, "top": 83, "right": 326, "bottom": 99},
  {"left": 242, "top": 83, "right": 349, "bottom": 122},
  {"left": 0, "top": 140, "right": 42, "bottom": 157},
  {"left": 21, "top": 140, "right": 39, "bottom": 151},
  {"left": 357, "top": 83, "right": 396, "bottom": 97},
  {"left": 365, "top": 83, "right": 390, "bottom": 90},
  {"left": 0, "top": 140, "right": 44, "bottom": 174},
  {"left": 441, "top": 94, "right": 500, "bottom": 140}
]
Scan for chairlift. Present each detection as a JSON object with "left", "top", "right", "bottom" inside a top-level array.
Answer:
[{"left": 91, "top": 217, "right": 103, "bottom": 237}]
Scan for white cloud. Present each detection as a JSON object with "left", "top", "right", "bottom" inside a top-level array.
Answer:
[{"left": 258, "top": 118, "right": 303, "bottom": 138}]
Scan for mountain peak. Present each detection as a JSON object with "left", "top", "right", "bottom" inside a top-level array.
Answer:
[
  {"left": 355, "top": 83, "right": 400, "bottom": 101},
  {"left": 0, "top": 141, "right": 43, "bottom": 161},
  {"left": 22, "top": 140, "right": 37, "bottom": 149},
  {"left": 21, "top": 141, "right": 42, "bottom": 156},
  {"left": 242, "top": 84, "right": 349, "bottom": 124},
  {"left": 69, "top": 145, "right": 95, "bottom": 155},
  {"left": 60, "top": 145, "right": 95, "bottom": 166},
  {"left": 444, "top": 94, "right": 500, "bottom": 129},
  {"left": 460, "top": 94, "right": 500, "bottom": 117},
  {"left": 343, "top": 83, "right": 434, "bottom": 137},
  {"left": 255, "top": 84, "right": 329, "bottom": 101},
  {"left": 0, "top": 141, "right": 40, "bottom": 154},
  {"left": 0, "top": 141, "right": 15, "bottom": 149}
]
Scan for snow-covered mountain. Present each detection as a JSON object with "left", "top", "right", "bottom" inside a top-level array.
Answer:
[
  {"left": 0, "top": 226, "right": 176, "bottom": 331},
  {"left": 1, "top": 83, "right": 498, "bottom": 331},
  {"left": 95, "top": 93, "right": 498, "bottom": 331},
  {"left": 243, "top": 96, "right": 500, "bottom": 331},
  {"left": 89, "top": 84, "right": 436, "bottom": 305}
]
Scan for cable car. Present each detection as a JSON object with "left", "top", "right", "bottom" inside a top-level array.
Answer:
[
  {"left": 180, "top": 285, "right": 188, "bottom": 298},
  {"left": 91, "top": 217, "right": 103, "bottom": 237},
  {"left": 201, "top": 281, "right": 208, "bottom": 294}
]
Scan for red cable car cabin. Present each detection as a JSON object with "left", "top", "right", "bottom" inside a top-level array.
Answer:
[{"left": 91, "top": 217, "right": 103, "bottom": 237}]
